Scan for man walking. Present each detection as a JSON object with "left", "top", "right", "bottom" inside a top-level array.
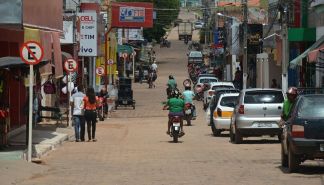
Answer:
[{"left": 70, "top": 85, "right": 86, "bottom": 142}]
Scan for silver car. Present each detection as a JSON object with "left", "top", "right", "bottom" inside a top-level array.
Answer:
[{"left": 230, "top": 88, "right": 285, "bottom": 144}]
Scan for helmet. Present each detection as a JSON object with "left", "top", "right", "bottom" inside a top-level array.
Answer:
[
  {"left": 287, "top": 87, "right": 298, "bottom": 95},
  {"left": 169, "top": 75, "right": 174, "bottom": 79},
  {"left": 170, "top": 89, "right": 180, "bottom": 98}
]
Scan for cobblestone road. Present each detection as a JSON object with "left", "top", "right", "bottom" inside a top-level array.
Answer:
[{"left": 15, "top": 10, "right": 324, "bottom": 185}]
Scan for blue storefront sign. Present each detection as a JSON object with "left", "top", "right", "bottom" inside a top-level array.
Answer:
[{"left": 120, "top": 7, "right": 145, "bottom": 22}]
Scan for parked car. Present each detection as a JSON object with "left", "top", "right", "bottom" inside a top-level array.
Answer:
[
  {"left": 188, "top": 51, "right": 203, "bottom": 65},
  {"left": 281, "top": 94, "right": 324, "bottom": 173},
  {"left": 194, "top": 76, "right": 218, "bottom": 94},
  {"left": 230, "top": 88, "right": 285, "bottom": 144},
  {"left": 194, "top": 22, "right": 204, "bottom": 29},
  {"left": 211, "top": 93, "right": 239, "bottom": 136},
  {"left": 203, "top": 82, "right": 235, "bottom": 107},
  {"left": 207, "top": 88, "right": 240, "bottom": 125}
]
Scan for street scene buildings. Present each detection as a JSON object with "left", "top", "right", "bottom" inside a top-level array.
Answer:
[{"left": 0, "top": 0, "right": 324, "bottom": 184}]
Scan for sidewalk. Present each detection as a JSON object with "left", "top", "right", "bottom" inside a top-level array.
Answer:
[{"left": 1, "top": 121, "right": 74, "bottom": 160}]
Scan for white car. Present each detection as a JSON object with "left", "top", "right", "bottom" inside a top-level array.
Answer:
[
  {"left": 194, "top": 76, "right": 218, "bottom": 95},
  {"left": 194, "top": 22, "right": 204, "bottom": 29},
  {"left": 203, "top": 82, "right": 235, "bottom": 107},
  {"left": 210, "top": 93, "right": 239, "bottom": 136}
]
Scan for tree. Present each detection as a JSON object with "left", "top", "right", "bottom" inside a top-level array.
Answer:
[{"left": 116, "top": 0, "right": 180, "bottom": 42}]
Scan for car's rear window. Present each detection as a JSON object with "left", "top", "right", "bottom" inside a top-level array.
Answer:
[
  {"left": 244, "top": 91, "right": 284, "bottom": 104},
  {"left": 189, "top": 52, "right": 202, "bottom": 58},
  {"left": 199, "top": 78, "right": 218, "bottom": 83},
  {"left": 298, "top": 96, "right": 324, "bottom": 118},
  {"left": 212, "top": 85, "right": 234, "bottom": 90},
  {"left": 220, "top": 96, "right": 238, "bottom": 108}
]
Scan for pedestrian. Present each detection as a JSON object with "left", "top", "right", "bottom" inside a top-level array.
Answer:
[
  {"left": 107, "top": 84, "right": 118, "bottom": 118},
  {"left": 70, "top": 85, "right": 86, "bottom": 142},
  {"left": 126, "top": 61, "right": 132, "bottom": 78},
  {"left": 271, "top": 79, "right": 278, "bottom": 88},
  {"left": 234, "top": 67, "right": 243, "bottom": 90},
  {"left": 138, "top": 64, "right": 144, "bottom": 84},
  {"left": 151, "top": 61, "right": 158, "bottom": 73},
  {"left": 83, "top": 87, "right": 98, "bottom": 142}
]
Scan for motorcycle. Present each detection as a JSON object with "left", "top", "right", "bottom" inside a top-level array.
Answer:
[
  {"left": 195, "top": 85, "right": 204, "bottom": 101},
  {"left": 160, "top": 40, "right": 171, "bottom": 48},
  {"left": 169, "top": 115, "right": 183, "bottom": 143},
  {"left": 97, "top": 97, "right": 106, "bottom": 121},
  {"left": 184, "top": 103, "right": 194, "bottom": 126}
]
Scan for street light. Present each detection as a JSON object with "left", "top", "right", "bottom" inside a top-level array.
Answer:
[{"left": 216, "top": 13, "right": 241, "bottom": 23}]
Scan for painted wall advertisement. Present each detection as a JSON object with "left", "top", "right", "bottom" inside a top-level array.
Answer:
[
  {"left": 111, "top": 2, "right": 153, "bottom": 28},
  {"left": 78, "top": 12, "right": 97, "bottom": 56}
]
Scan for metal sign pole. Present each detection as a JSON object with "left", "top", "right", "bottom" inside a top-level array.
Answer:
[
  {"left": 68, "top": 73, "right": 72, "bottom": 128},
  {"left": 27, "top": 65, "right": 33, "bottom": 162}
]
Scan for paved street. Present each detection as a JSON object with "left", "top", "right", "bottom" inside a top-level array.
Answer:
[{"left": 9, "top": 11, "right": 324, "bottom": 185}]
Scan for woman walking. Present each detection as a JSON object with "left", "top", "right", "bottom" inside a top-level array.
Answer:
[{"left": 83, "top": 88, "right": 98, "bottom": 142}]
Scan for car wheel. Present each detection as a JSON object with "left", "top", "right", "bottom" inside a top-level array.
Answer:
[
  {"left": 210, "top": 121, "right": 220, "bottom": 136},
  {"left": 234, "top": 126, "right": 242, "bottom": 144},
  {"left": 288, "top": 146, "right": 299, "bottom": 173},
  {"left": 281, "top": 143, "right": 288, "bottom": 167},
  {"left": 230, "top": 125, "right": 235, "bottom": 143}
]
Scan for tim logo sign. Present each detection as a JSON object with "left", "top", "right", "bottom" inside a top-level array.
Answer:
[
  {"left": 78, "top": 12, "right": 97, "bottom": 56},
  {"left": 111, "top": 2, "right": 153, "bottom": 28}
]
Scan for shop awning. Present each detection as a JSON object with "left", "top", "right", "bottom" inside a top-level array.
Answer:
[
  {"left": 0, "top": 57, "right": 25, "bottom": 68},
  {"left": 117, "top": 44, "right": 134, "bottom": 54},
  {"left": 308, "top": 44, "right": 324, "bottom": 63},
  {"left": 289, "top": 35, "right": 324, "bottom": 68}
]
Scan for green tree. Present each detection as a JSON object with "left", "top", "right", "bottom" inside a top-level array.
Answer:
[{"left": 116, "top": 0, "right": 180, "bottom": 42}]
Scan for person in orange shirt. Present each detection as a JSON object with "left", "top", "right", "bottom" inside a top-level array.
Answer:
[{"left": 83, "top": 87, "right": 99, "bottom": 142}]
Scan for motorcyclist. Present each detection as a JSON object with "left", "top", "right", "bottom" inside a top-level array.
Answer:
[
  {"left": 281, "top": 87, "right": 298, "bottom": 121},
  {"left": 182, "top": 85, "right": 197, "bottom": 119},
  {"left": 166, "top": 75, "right": 177, "bottom": 98},
  {"left": 98, "top": 87, "right": 109, "bottom": 117},
  {"left": 163, "top": 89, "right": 185, "bottom": 136}
]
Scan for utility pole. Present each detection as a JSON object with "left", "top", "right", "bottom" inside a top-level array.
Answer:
[
  {"left": 242, "top": 0, "right": 248, "bottom": 89},
  {"left": 281, "top": 2, "right": 289, "bottom": 93}
]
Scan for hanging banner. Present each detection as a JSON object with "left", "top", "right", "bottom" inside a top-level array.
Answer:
[
  {"left": 111, "top": 2, "right": 153, "bottom": 28},
  {"left": 247, "top": 24, "right": 263, "bottom": 54},
  {"left": 78, "top": 12, "right": 97, "bottom": 56}
]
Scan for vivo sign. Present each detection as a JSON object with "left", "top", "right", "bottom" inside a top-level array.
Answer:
[{"left": 78, "top": 13, "right": 97, "bottom": 56}]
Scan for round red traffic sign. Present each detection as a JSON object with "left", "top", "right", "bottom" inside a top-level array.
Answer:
[
  {"left": 64, "top": 58, "right": 78, "bottom": 73},
  {"left": 19, "top": 41, "right": 44, "bottom": 65},
  {"left": 122, "top": 53, "right": 128, "bottom": 58},
  {"left": 96, "top": 67, "right": 105, "bottom": 76},
  {"left": 107, "top": 59, "right": 114, "bottom": 65}
]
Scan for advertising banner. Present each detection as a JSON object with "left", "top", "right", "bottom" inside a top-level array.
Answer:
[
  {"left": 247, "top": 24, "right": 263, "bottom": 54},
  {"left": 60, "top": 21, "right": 74, "bottom": 44},
  {"left": 78, "top": 12, "right": 97, "bottom": 56},
  {"left": 111, "top": 2, "right": 153, "bottom": 28}
]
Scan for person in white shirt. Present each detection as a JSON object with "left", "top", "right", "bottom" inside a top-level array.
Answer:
[
  {"left": 151, "top": 61, "right": 158, "bottom": 72},
  {"left": 70, "top": 85, "right": 86, "bottom": 142}
]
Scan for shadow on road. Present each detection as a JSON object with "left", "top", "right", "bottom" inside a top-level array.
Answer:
[
  {"left": 240, "top": 139, "right": 281, "bottom": 144},
  {"left": 277, "top": 164, "right": 324, "bottom": 175}
]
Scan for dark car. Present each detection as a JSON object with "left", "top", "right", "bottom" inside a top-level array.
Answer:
[{"left": 281, "top": 94, "right": 324, "bottom": 173}]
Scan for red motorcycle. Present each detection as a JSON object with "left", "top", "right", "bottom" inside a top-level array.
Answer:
[
  {"left": 97, "top": 97, "right": 106, "bottom": 121},
  {"left": 184, "top": 103, "right": 194, "bottom": 126}
]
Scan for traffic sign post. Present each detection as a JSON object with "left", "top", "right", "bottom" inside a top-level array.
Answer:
[
  {"left": 20, "top": 41, "right": 44, "bottom": 162},
  {"left": 64, "top": 58, "right": 78, "bottom": 128},
  {"left": 107, "top": 59, "right": 114, "bottom": 82},
  {"left": 96, "top": 66, "right": 105, "bottom": 76}
]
